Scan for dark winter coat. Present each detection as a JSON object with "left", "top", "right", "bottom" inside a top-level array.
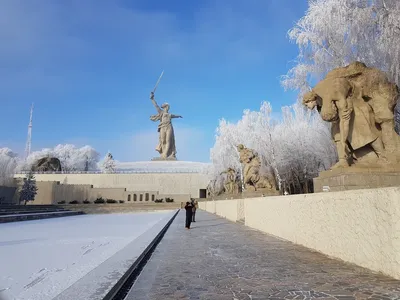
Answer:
[{"left": 185, "top": 203, "right": 193, "bottom": 216}]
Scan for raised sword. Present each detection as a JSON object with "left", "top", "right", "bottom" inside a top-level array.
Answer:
[{"left": 151, "top": 70, "right": 164, "bottom": 95}]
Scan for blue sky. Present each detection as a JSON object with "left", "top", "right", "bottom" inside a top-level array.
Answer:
[{"left": 0, "top": 0, "right": 308, "bottom": 162}]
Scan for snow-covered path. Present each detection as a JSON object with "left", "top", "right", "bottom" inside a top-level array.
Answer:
[{"left": 0, "top": 211, "right": 174, "bottom": 300}]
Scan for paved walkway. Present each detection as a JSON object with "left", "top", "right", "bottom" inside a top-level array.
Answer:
[{"left": 125, "top": 211, "right": 400, "bottom": 300}]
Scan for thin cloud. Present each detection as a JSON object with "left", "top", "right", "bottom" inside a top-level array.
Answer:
[{"left": 0, "top": 0, "right": 295, "bottom": 92}]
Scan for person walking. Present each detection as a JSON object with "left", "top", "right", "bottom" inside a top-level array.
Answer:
[
  {"left": 184, "top": 201, "right": 193, "bottom": 229},
  {"left": 191, "top": 198, "right": 198, "bottom": 222}
]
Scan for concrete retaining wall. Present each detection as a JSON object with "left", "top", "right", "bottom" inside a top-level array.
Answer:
[
  {"left": 29, "top": 182, "right": 134, "bottom": 205},
  {"left": 8, "top": 178, "right": 191, "bottom": 205},
  {"left": 14, "top": 173, "right": 209, "bottom": 198},
  {"left": 199, "top": 200, "right": 216, "bottom": 214},
  {"left": 199, "top": 186, "right": 400, "bottom": 280},
  {"left": 215, "top": 200, "right": 238, "bottom": 222},
  {"left": 158, "top": 194, "right": 191, "bottom": 203}
]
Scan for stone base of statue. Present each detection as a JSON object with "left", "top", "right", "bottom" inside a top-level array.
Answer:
[
  {"left": 313, "top": 166, "right": 400, "bottom": 193},
  {"left": 241, "top": 189, "right": 280, "bottom": 198},
  {"left": 210, "top": 189, "right": 279, "bottom": 200},
  {"left": 151, "top": 157, "right": 177, "bottom": 161}
]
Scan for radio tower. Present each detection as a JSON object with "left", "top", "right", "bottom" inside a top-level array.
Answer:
[{"left": 25, "top": 103, "right": 34, "bottom": 160}]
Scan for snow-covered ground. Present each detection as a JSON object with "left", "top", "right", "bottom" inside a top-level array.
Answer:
[
  {"left": 115, "top": 160, "right": 211, "bottom": 173},
  {"left": 0, "top": 211, "right": 174, "bottom": 300}
]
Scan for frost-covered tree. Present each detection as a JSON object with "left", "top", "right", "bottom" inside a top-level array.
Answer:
[
  {"left": 211, "top": 103, "right": 281, "bottom": 189},
  {"left": 72, "top": 145, "right": 100, "bottom": 172},
  {"left": 0, "top": 148, "right": 18, "bottom": 186},
  {"left": 20, "top": 144, "right": 100, "bottom": 172},
  {"left": 282, "top": 0, "right": 400, "bottom": 93},
  {"left": 100, "top": 151, "right": 116, "bottom": 173},
  {"left": 17, "top": 148, "right": 53, "bottom": 171},
  {"left": 281, "top": 0, "right": 400, "bottom": 131},
  {"left": 211, "top": 102, "right": 281, "bottom": 190},
  {"left": 53, "top": 144, "right": 99, "bottom": 171},
  {"left": 19, "top": 171, "right": 38, "bottom": 205},
  {"left": 210, "top": 102, "right": 337, "bottom": 194},
  {"left": 52, "top": 144, "right": 75, "bottom": 171},
  {"left": 272, "top": 105, "right": 337, "bottom": 192}
]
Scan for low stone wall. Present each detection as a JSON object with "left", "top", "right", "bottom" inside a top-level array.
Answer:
[
  {"left": 199, "top": 186, "right": 400, "bottom": 280},
  {"left": 199, "top": 200, "right": 215, "bottom": 213},
  {"left": 215, "top": 200, "right": 238, "bottom": 222}
]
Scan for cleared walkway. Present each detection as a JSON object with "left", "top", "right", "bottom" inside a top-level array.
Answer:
[{"left": 126, "top": 211, "right": 400, "bottom": 300}]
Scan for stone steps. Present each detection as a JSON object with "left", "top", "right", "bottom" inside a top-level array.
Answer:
[
  {"left": 0, "top": 211, "right": 84, "bottom": 223},
  {"left": 0, "top": 205, "right": 61, "bottom": 210},
  {"left": 0, "top": 210, "right": 66, "bottom": 216},
  {"left": 0, "top": 205, "right": 84, "bottom": 223},
  {"left": 61, "top": 203, "right": 181, "bottom": 214}
]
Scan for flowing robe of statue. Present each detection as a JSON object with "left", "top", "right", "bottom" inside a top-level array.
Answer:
[{"left": 150, "top": 93, "right": 182, "bottom": 159}]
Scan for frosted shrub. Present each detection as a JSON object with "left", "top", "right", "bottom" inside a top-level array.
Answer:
[
  {"left": 19, "top": 171, "right": 38, "bottom": 205},
  {"left": 100, "top": 152, "right": 116, "bottom": 173}
]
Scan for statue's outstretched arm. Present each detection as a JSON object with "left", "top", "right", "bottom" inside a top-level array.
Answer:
[
  {"left": 150, "top": 92, "right": 162, "bottom": 114},
  {"left": 171, "top": 114, "right": 183, "bottom": 118}
]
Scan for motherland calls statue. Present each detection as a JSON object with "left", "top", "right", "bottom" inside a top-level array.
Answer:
[
  {"left": 149, "top": 72, "right": 182, "bottom": 160},
  {"left": 303, "top": 61, "right": 400, "bottom": 169},
  {"left": 237, "top": 144, "right": 276, "bottom": 192}
]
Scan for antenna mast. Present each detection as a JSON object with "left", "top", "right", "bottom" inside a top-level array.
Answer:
[{"left": 25, "top": 103, "right": 34, "bottom": 160}]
